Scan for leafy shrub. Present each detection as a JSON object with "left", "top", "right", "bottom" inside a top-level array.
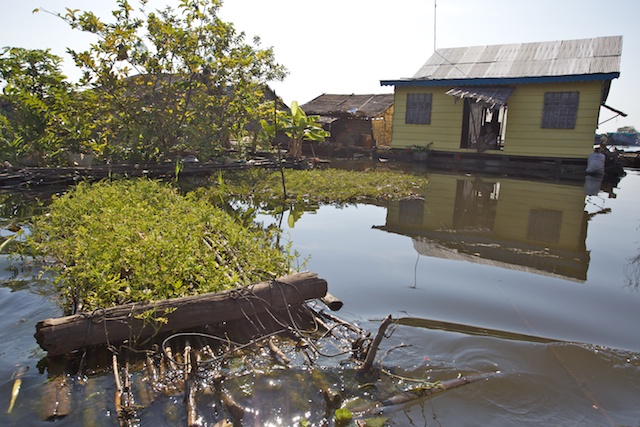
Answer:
[{"left": 26, "top": 178, "right": 291, "bottom": 313}]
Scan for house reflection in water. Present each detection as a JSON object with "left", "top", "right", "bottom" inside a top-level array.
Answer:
[{"left": 375, "top": 172, "right": 591, "bottom": 282}]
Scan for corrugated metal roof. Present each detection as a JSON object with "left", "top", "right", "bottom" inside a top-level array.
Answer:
[
  {"left": 300, "top": 94, "right": 395, "bottom": 117},
  {"left": 382, "top": 36, "right": 622, "bottom": 86}
]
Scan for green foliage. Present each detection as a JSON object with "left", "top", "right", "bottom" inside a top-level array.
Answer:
[
  {"left": 203, "top": 168, "right": 428, "bottom": 207},
  {"left": 197, "top": 167, "right": 427, "bottom": 230},
  {"left": 0, "top": 47, "right": 76, "bottom": 165},
  {"left": 24, "top": 179, "right": 292, "bottom": 313},
  {"left": 616, "top": 125, "right": 637, "bottom": 134},
  {"left": 358, "top": 417, "right": 389, "bottom": 427},
  {"left": 334, "top": 407, "right": 353, "bottom": 427},
  {"left": 261, "top": 101, "right": 329, "bottom": 160},
  {"left": 1, "top": 1, "right": 288, "bottom": 164},
  {"left": 0, "top": 47, "right": 111, "bottom": 165},
  {"left": 54, "top": 0, "right": 287, "bottom": 162}
]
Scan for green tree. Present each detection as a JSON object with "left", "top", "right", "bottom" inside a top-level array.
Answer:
[
  {"left": 53, "top": 0, "right": 287, "bottom": 162},
  {"left": 617, "top": 126, "right": 637, "bottom": 134},
  {"left": 0, "top": 47, "right": 75, "bottom": 165}
]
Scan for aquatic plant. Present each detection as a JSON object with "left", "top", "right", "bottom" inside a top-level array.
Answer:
[
  {"left": 25, "top": 178, "right": 292, "bottom": 313},
  {"left": 201, "top": 168, "right": 428, "bottom": 207}
]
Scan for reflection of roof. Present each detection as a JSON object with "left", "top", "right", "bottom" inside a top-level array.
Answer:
[
  {"left": 300, "top": 94, "right": 394, "bottom": 118},
  {"left": 411, "top": 236, "right": 586, "bottom": 282},
  {"left": 373, "top": 225, "right": 588, "bottom": 282},
  {"left": 381, "top": 36, "right": 622, "bottom": 86}
]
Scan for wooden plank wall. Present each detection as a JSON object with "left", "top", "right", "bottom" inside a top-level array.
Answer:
[
  {"left": 504, "top": 81, "right": 602, "bottom": 157},
  {"left": 390, "top": 87, "right": 463, "bottom": 150},
  {"left": 389, "top": 80, "right": 604, "bottom": 159}
]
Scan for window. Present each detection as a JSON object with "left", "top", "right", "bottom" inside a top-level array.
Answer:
[
  {"left": 527, "top": 209, "right": 562, "bottom": 244},
  {"left": 541, "top": 91, "right": 579, "bottom": 129},
  {"left": 405, "top": 93, "right": 432, "bottom": 124},
  {"left": 399, "top": 198, "right": 424, "bottom": 225}
]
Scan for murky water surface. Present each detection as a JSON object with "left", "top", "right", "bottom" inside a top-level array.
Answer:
[{"left": 1, "top": 167, "right": 639, "bottom": 426}]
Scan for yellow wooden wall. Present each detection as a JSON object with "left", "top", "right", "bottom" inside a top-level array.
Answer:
[
  {"left": 492, "top": 179, "right": 587, "bottom": 251},
  {"left": 390, "top": 81, "right": 604, "bottom": 158},
  {"left": 385, "top": 172, "right": 587, "bottom": 251},
  {"left": 390, "top": 87, "right": 464, "bottom": 150},
  {"left": 503, "top": 81, "right": 602, "bottom": 157}
]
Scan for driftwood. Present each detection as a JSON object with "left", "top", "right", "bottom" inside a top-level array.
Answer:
[
  {"left": 267, "top": 337, "right": 291, "bottom": 365},
  {"left": 320, "top": 292, "right": 343, "bottom": 311},
  {"left": 32, "top": 299, "right": 502, "bottom": 425},
  {"left": 354, "top": 371, "right": 501, "bottom": 416},
  {"left": 359, "top": 315, "right": 393, "bottom": 375},
  {"left": 35, "top": 272, "right": 328, "bottom": 357},
  {"left": 0, "top": 158, "right": 283, "bottom": 190}
]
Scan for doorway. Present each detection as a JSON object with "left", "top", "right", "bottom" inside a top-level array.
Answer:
[{"left": 460, "top": 98, "right": 507, "bottom": 152}]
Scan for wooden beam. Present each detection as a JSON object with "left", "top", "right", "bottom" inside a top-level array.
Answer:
[{"left": 35, "top": 272, "right": 328, "bottom": 356}]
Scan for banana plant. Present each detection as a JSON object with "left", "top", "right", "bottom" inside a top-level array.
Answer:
[{"left": 261, "top": 101, "right": 329, "bottom": 161}]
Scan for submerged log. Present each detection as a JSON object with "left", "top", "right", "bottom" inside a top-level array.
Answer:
[
  {"left": 40, "top": 375, "right": 71, "bottom": 420},
  {"left": 354, "top": 371, "right": 501, "bottom": 415},
  {"left": 35, "top": 272, "right": 328, "bottom": 356}
]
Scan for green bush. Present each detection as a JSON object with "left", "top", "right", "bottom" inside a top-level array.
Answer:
[{"left": 26, "top": 178, "right": 291, "bottom": 313}]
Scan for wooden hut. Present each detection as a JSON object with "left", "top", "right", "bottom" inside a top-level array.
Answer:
[
  {"left": 300, "top": 94, "right": 394, "bottom": 150},
  {"left": 380, "top": 36, "right": 623, "bottom": 172}
]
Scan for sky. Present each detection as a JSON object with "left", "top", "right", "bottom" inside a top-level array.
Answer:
[{"left": 2, "top": 0, "right": 639, "bottom": 133}]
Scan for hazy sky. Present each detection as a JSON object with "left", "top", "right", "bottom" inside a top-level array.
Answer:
[{"left": 2, "top": 0, "right": 638, "bottom": 133}]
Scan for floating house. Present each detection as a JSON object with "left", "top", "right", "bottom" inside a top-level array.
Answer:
[
  {"left": 380, "top": 36, "right": 623, "bottom": 173},
  {"left": 300, "top": 94, "right": 394, "bottom": 151}
]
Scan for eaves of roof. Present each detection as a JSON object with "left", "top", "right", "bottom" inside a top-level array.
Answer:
[{"left": 380, "top": 72, "right": 620, "bottom": 87}]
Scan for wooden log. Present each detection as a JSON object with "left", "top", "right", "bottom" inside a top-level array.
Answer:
[
  {"left": 320, "top": 292, "right": 343, "bottom": 311},
  {"left": 35, "top": 272, "right": 328, "bottom": 356}
]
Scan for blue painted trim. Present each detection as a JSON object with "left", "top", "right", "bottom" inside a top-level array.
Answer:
[{"left": 380, "top": 73, "right": 620, "bottom": 87}]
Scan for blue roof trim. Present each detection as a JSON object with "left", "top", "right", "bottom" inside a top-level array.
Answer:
[{"left": 380, "top": 73, "right": 620, "bottom": 87}]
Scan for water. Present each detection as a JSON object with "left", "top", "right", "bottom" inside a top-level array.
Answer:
[
  {"left": 277, "top": 169, "right": 640, "bottom": 350},
  {"left": 265, "top": 167, "right": 640, "bottom": 425},
  {"left": 1, "top": 167, "right": 639, "bottom": 426}
]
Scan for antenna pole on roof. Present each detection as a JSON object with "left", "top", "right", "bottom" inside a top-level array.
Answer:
[{"left": 433, "top": 0, "right": 437, "bottom": 52}]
